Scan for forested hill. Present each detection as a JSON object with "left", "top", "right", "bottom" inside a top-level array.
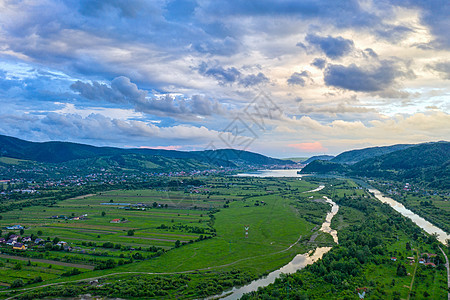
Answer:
[
  {"left": 0, "top": 134, "right": 293, "bottom": 168},
  {"left": 351, "top": 141, "right": 449, "bottom": 172},
  {"left": 301, "top": 141, "right": 450, "bottom": 188},
  {"left": 331, "top": 143, "right": 413, "bottom": 164},
  {"left": 349, "top": 141, "right": 450, "bottom": 187},
  {"left": 303, "top": 155, "right": 334, "bottom": 164}
]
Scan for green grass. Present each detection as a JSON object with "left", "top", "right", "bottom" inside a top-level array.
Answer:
[
  {"left": 0, "top": 176, "right": 330, "bottom": 293},
  {"left": 0, "top": 157, "right": 28, "bottom": 165}
]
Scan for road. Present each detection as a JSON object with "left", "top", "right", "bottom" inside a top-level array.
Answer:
[
  {"left": 407, "top": 249, "right": 419, "bottom": 300},
  {"left": 439, "top": 246, "right": 450, "bottom": 300}
]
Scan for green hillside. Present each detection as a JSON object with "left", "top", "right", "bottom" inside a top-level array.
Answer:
[
  {"left": 331, "top": 143, "right": 413, "bottom": 164},
  {"left": 0, "top": 134, "right": 293, "bottom": 169}
]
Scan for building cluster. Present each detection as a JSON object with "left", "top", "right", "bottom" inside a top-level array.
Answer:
[
  {"left": 49, "top": 214, "right": 88, "bottom": 221},
  {"left": 0, "top": 234, "right": 45, "bottom": 251}
]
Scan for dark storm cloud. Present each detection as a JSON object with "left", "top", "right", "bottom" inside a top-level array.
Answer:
[
  {"left": 71, "top": 76, "right": 224, "bottom": 118},
  {"left": 324, "top": 60, "right": 412, "bottom": 93},
  {"left": 287, "top": 71, "right": 310, "bottom": 86},
  {"left": 304, "top": 34, "right": 355, "bottom": 59}
]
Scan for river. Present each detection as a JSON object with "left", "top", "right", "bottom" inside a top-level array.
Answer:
[
  {"left": 234, "top": 169, "right": 303, "bottom": 178},
  {"left": 369, "top": 188, "right": 450, "bottom": 245},
  {"left": 211, "top": 172, "right": 338, "bottom": 299}
]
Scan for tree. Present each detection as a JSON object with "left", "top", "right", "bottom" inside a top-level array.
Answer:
[
  {"left": 406, "top": 242, "right": 411, "bottom": 251},
  {"left": 14, "top": 262, "right": 22, "bottom": 270},
  {"left": 37, "top": 230, "right": 43, "bottom": 236},
  {"left": 11, "top": 279, "right": 24, "bottom": 288},
  {"left": 20, "top": 228, "right": 24, "bottom": 235},
  {"left": 101, "top": 211, "right": 106, "bottom": 217},
  {"left": 127, "top": 230, "right": 135, "bottom": 236},
  {"left": 396, "top": 264, "right": 407, "bottom": 276},
  {"left": 175, "top": 240, "right": 181, "bottom": 248}
]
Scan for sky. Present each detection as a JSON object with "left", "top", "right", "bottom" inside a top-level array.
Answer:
[{"left": 0, "top": 0, "right": 449, "bottom": 157}]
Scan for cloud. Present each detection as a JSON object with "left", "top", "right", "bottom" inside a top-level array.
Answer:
[
  {"left": 198, "top": 62, "right": 241, "bottom": 85},
  {"left": 304, "top": 34, "right": 355, "bottom": 59},
  {"left": 139, "top": 145, "right": 183, "bottom": 150},
  {"left": 324, "top": 60, "right": 413, "bottom": 94},
  {"left": 240, "top": 72, "right": 269, "bottom": 87},
  {"left": 426, "top": 61, "right": 450, "bottom": 80},
  {"left": 71, "top": 76, "right": 225, "bottom": 119},
  {"left": 287, "top": 71, "right": 310, "bottom": 86},
  {"left": 400, "top": 0, "right": 450, "bottom": 48},
  {"left": 194, "top": 36, "right": 241, "bottom": 56},
  {"left": 288, "top": 142, "right": 327, "bottom": 152},
  {"left": 0, "top": 112, "right": 227, "bottom": 145},
  {"left": 197, "top": 62, "right": 269, "bottom": 87},
  {"left": 311, "top": 58, "right": 326, "bottom": 69}
]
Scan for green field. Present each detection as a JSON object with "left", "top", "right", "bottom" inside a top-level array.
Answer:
[
  {"left": 0, "top": 176, "right": 335, "bottom": 297},
  {"left": 243, "top": 179, "right": 449, "bottom": 300}
]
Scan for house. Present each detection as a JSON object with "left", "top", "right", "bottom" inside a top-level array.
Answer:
[
  {"left": 6, "top": 239, "right": 14, "bottom": 246},
  {"left": 57, "top": 241, "right": 67, "bottom": 247},
  {"left": 34, "top": 238, "right": 44, "bottom": 244},
  {"left": 13, "top": 243, "right": 26, "bottom": 250},
  {"left": 419, "top": 258, "right": 425, "bottom": 264},
  {"left": 0, "top": 238, "right": 5, "bottom": 244},
  {"left": 9, "top": 235, "right": 19, "bottom": 241},
  {"left": 424, "top": 262, "right": 436, "bottom": 267},
  {"left": 6, "top": 225, "right": 24, "bottom": 230},
  {"left": 22, "top": 236, "right": 32, "bottom": 243},
  {"left": 407, "top": 257, "right": 414, "bottom": 260},
  {"left": 391, "top": 257, "right": 397, "bottom": 261},
  {"left": 110, "top": 219, "right": 121, "bottom": 223}
]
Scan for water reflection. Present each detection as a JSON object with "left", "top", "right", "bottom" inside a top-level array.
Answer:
[
  {"left": 234, "top": 169, "right": 302, "bottom": 178},
  {"left": 369, "top": 188, "right": 450, "bottom": 244},
  {"left": 210, "top": 184, "right": 339, "bottom": 300},
  {"left": 216, "top": 247, "right": 332, "bottom": 300}
]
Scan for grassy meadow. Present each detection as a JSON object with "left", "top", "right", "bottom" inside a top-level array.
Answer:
[{"left": 0, "top": 176, "right": 334, "bottom": 293}]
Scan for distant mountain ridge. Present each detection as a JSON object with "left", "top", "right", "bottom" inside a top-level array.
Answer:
[
  {"left": 0, "top": 134, "right": 293, "bottom": 169},
  {"left": 301, "top": 141, "right": 450, "bottom": 188},
  {"left": 303, "top": 155, "right": 334, "bottom": 164},
  {"left": 331, "top": 144, "right": 413, "bottom": 164}
]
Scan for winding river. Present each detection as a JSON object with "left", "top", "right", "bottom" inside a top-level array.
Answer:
[
  {"left": 369, "top": 188, "right": 450, "bottom": 244},
  {"left": 211, "top": 173, "right": 339, "bottom": 299}
]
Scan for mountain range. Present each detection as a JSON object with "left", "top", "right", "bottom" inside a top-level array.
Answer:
[
  {"left": 301, "top": 141, "right": 450, "bottom": 188},
  {"left": 0, "top": 134, "right": 292, "bottom": 171}
]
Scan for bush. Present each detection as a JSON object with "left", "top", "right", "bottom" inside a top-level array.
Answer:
[
  {"left": 11, "top": 279, "right": 24, "bottom": 288},
  {"left": 62, "top": 268, "right": 82, "bottom": 277}
]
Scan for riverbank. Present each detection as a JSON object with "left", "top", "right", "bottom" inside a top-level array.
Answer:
[
  {"left": 369, "top": 188, "right": 450, "bottom": 245},
  {"left": 211, "top": 186, "right": 339, "bottom": 300}
]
